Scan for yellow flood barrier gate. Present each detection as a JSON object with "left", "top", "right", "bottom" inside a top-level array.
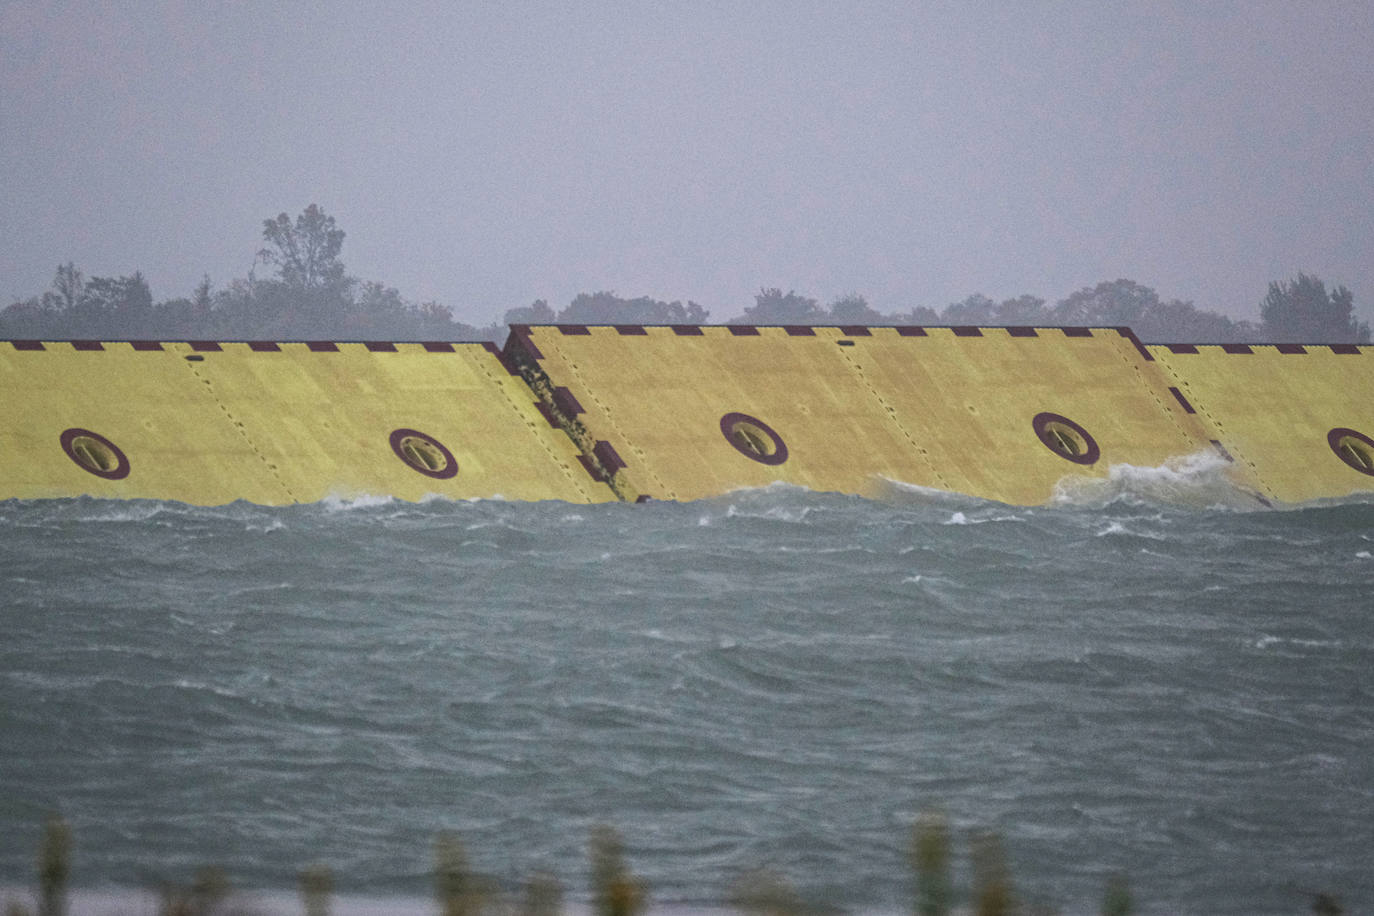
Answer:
[
  {"left": 2, "top": 328, "right": 1371, "bottom": 506},
  {"left": 0, "top": 339, "right": 613, "bottom": 505}
]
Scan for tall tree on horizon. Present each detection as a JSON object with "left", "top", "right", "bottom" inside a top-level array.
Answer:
[
  {"left": 258, "top": 204, "right": 348, "bottom": 291},
  {"left": 1259, "top": 273, "right": 1370, "bottom": 343}
]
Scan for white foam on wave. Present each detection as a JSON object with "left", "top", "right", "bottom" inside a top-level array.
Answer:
[
  {"left": 871, "top": 476, "right": 985, "bottom": 506},
  {"left": 1051, "top": 450, "right": 1262, "bottom": 510},
  {"left": 941, "top": 508, "right": 1028, "bottom": 526},
  {"left": 1254, "top": 634, "right": 1344, "bottom": 650},
  {"left": 318, "top": 492, "right": 399, "bottom": 512}
]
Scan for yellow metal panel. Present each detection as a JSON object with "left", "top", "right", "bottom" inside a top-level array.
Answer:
[
  {"left": 0, "top": 341, "right": 291, "bottom": 504},
  {"left": 0, "top": 340, "right": 613, "bottom": 505},
  {"left": 1149, "top": 344, "right": 1374, "bottom": 504},
  {"left": 513, "top": 325, "right": 1230, "bottom": 505},
  {"left": 164, "top": 342, "right": 611, "bottom": 504},
  {"left": 842, "top": 327, "right": 1228, "bottom": 505}
]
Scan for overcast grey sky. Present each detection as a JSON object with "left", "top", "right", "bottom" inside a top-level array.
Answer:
[{"left": 3, "top": 1, "right": 1371, "bottom": 324}]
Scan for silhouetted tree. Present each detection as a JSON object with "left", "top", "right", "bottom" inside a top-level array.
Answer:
[
  {"left": 49, "top": 262, "right": 84, "bottom": 312},
  {"left": 1259, "top": 273, "right": 1369, "bottom": 343},
  {"left": 75, "top": 272, "right": 153, "bottom": 336},
  {"left": 935, "top": 293, "right": 1052, "bottom": 327},
  {"left": 558, "top": 291, "right": 709, "bottom": 325},
  {"left": 943, "top": 293, "right": 999, "bottom": 325},
  {"left": 504, "top": 298, "right": 557, "bottom": 325},
  {"left": 828, "top": 293, "right": 883, "bottom": 323},
  {"left": 993, "top": 294, "right": 1050, "bottom": 325},
  {"left": 259, "top": 204, "right": 347, "bottom": 291},
  {"left": 740, "top": 287, "right": 824, "bottom": 324},
  {"left": 886, "top": 304, "right": 941, "bottom": 325},
  {"left": 1131, "top": 298, "right": 1257, "bottom": 343},
  {"left": 1053, "top": 279, "right": 1159, "bottom": 326}
]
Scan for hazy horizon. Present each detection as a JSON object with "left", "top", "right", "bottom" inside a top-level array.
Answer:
[{"left": 4, "top": 1, "right": 1372, "bottom": 325}]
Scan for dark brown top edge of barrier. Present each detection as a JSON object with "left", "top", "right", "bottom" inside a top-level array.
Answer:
[{"left": 4, "top": 337, "right": 497, "bottom": 352}]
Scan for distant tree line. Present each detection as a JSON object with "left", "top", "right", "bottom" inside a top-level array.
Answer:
[
  {"left": 735, "top": 279, "right": 1368, "bottom": 343},
  {"left": 2, "top": 205, "right": 1368, "bottom": 344},
  {"left": 0, "top": 206, "right": 490, "bottom": 343}
]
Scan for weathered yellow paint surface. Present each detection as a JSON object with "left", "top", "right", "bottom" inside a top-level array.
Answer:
[
  {"left": 1150, "top": 343, "right": 1374, "bottom": 504},
  {"left": 511, "top": 325, "right": 1230, "bottom": 505},
  {"left": 0, "top": 341, "right": 613, "bottom": 505},
  {"left": 1, "top": 342, "right": 288, "bottom": 504},
  {"left": 7, "top": 331, "right": 1370, "bottom": 507}
]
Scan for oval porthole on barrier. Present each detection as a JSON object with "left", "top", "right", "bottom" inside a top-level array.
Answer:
[
  {"left": 389, "top": 428, "right": 458, "bottom": 479},
  {"left": 1032, "top": 412, "right": 1100, "bottom": 465},
  {"left": 720, "top": 412, "right": 788, "bottom": 466},
  {"left": 60, "top": 428, "right": 130, "bottom": 480},
  {"left": 1328, "top": 428, "right": 1374, "bottom": 477}
]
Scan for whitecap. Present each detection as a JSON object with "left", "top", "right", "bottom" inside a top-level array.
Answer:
[
  {"left": 319, "top": 492, "right": 397, "bottom": 512},
  {"left": 1051, "top": 450, "right": 1263, "bottom": 510}
]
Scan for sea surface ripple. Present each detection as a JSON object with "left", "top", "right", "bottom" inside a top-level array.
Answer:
[{"left": 2, "top": 481, "right": 1372, "bottom": 914}]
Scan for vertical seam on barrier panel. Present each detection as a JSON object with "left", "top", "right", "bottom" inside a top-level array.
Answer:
[
  {"left": 835, "top": 334, "right": 954, "bottom": 493},
  {"left": 511, "top": 328, "right": 644, "bottom": 501},
  {"left": 178, "top": 345, "right": 299, "bottom": 504},
  {"left": 575, "top": 327, "right": 669, "bottom": 497},
  {"left": 1114, "top": 327, "right": 1152, "bottom": 360},
  {"left": 1110, "top": 335, "right": 1214, "bottom": 473},
  {"left": 1153, "top": 348, "right": 1276, "bottom": 506},
  {"left": 480, "top": 340, "right": 520, "bottom": 375},
  {"left": 472, "top": 344, "right": 607, "bottom": 503},
  {"left": 546, "top": 327, "right": 669, "bottom": 500}
]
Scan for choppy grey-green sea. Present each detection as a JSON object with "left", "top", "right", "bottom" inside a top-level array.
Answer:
[{"left": 3, "top": 465, "right": 1372, "bottom": 915}]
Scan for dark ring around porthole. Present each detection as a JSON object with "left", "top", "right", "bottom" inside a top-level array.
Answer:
[
  {"left": 1328, "top": 427, "right": 1374, "bottom": 477},
  {"left": 60, "top": 428, "right": 131, "bottom": 480},
  {"left": 720, "top": 412, "right": 788, "bottom": 466},
  {"left": 1032, "top": 412, "right": 1100, "bottom": 465},
  {"left": 389, "top": 428, "right": 458, "bottom": 479}
]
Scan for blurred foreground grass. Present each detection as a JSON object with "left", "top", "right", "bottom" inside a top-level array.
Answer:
[{"left": 1, "top": 813, "right": 1347, "bottom": 916}]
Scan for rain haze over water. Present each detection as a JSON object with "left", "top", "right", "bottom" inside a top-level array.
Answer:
[{"left": 2, "top": 2, "right": 1374, "bottom": 327}]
